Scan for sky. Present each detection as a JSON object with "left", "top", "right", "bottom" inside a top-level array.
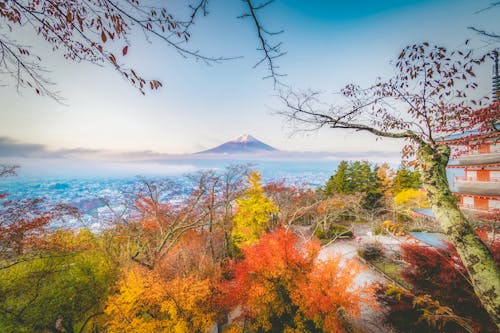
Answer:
[{"left": 0, "top": 0, "right": 498, "bottom": 172}]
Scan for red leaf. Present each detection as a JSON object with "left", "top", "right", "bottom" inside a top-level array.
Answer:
[
  {"left": 122, "top": 46, "right": 128, "bottom": 56},
  {"left": 101, "top": 30, "right": 107, "bottom": 43}
]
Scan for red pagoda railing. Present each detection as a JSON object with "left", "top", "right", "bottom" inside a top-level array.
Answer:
[{"left": 454, "top": 176, "right": 500, "bottom": 183}]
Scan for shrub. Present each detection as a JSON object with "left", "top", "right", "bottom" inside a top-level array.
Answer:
[
  {"left": 315, "top": 224, "right": 353, "bottom": 241},
  {"left": 358, "top": 242, "right": 385, "bottom": 261},
  {"left": 371, "top": 224, "right": 388, "bottom": 235},
  {"left": 375, "top": 284, "right": 472, "bottom": 333}
]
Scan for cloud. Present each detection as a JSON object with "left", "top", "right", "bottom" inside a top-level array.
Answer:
[
  {"left": 0, "top": 136, "right": 401, "bottom": 164},
  {"left": 0, "top": 137, "right": 101, "bottom": 159}
]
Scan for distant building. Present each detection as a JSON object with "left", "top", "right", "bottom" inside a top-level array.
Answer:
[
  {"left": 441, "top": 51, "right": 500, "bottom": 215},
  {"left": 445, "top": 130, "right": 499, "bottom": 213}
]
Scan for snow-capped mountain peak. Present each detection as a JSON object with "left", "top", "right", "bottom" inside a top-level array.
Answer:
[
  {"left": 197, "top": 134, "right": 278, "bottom": 154},
  {"left": 229, "top": 134, "right": 259, "bottom": 143}
]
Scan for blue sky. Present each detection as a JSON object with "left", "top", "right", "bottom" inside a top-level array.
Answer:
[{"left": 0, "top": 0, "right": 498, "bottom": 163}]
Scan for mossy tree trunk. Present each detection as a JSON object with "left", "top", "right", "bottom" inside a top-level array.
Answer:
[{"left": 417, "top": 144, "right": 500, "bottom": 329}]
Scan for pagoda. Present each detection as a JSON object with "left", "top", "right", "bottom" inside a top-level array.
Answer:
[{"left": 443, "top": 51, "right": 500, "bottom": 214}]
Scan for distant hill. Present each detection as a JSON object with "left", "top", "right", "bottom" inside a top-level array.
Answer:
[{"left": 197, "top": 134, "right": 278, "bottom": 154}]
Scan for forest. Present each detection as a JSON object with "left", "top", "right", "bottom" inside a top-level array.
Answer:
[{"left": 1, "top": 162, "right": 498, "bottom": 333}]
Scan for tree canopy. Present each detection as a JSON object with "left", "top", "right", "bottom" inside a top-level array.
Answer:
[{"left": 0, "top": 0, "right": 283, "bottom": 99}]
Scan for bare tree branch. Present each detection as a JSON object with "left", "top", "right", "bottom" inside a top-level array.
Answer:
[{"left": 242, "top": 0, "right": 286, "bottom": 86}]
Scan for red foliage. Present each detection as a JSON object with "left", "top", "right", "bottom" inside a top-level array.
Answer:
[
  {"left": 222, "top": 228, "right": 318, "bottom": 308},
  {"left": 399, "top": 241, "right": 497, "bottom": 332},
  {"left": 0, "top": 196, "right": 79, "bottom": 257}
]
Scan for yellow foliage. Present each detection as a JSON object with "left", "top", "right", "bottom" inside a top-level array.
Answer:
[
  {"left": 232, "top": 171, "right": 279, "bottom": 247},
  {"left": 394, "top": 189, "right": 430, "bottom": 208},
  {"left": 377, "top": 163, "right": 394, "bottom": 197},
  {"left": 104, "top": 267, "right": 216, "bottom": 333},
  {"left": 381, "top": 220, "right": 406, "bottom": 236}
]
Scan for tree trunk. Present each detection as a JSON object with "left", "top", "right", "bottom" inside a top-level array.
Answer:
[{"left": 418, "top": 144, "right": 500, "bottom": 329}]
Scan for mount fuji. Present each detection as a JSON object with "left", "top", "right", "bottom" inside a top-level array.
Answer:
[{"left": 197, "top": 134, "right": 278, "bottom": 154}]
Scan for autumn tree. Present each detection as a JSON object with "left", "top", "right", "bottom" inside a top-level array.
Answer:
[
  {"left": 313, "top": 194, "right": 362, "bottom": 241},
  {"left": 0, "top": 0, "right": 283, "bottom": 99},
  {"left": 263, "top": 179, "right": 318, "bottom": 227},
  {"left": 376, "top": 284, "right": 475, "bottom": 333},
  {"left": 104, "top": 224, "right": 225, "bottom": 331},
  {"left": 115, "top": 179, "right": 214, "bottom": 270},
  {"left": 377, "top": 162, "right": 394, "bottom": 198},
  {"left": 231, "top": 171, "right": 278, "bottom": 248},
  {"left": 104, "top": 266, "right": 218, "bottom": 333},
  {"left": 0, "top": 229, "right": 118, "bottom": 333},
  {"left": 0, "top": 195, "right": 79, "bottom": 269},
  {"left": 394, "top": 189, "right": 430, "bottom": 209},
  {"left": 394, "top": 241, "right": 499, "bottom": 332},
  {"left": 279, "top": 43, "right": 500, "bottom": 326},
  {"left": 186, "top": 165, "right": 250, "bottom": 261},
  {"left": 221, "top": 228, "right": 374, "bottom": 332}
]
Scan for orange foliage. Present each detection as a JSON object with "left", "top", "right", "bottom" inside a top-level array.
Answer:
[
  {"left": 105, "top": 266, "right": 218, "bottom": 333},
  {"left": 294, "top": 257, "right": 375, "bottom": 332},
  {"left": 221, "top": 228, "right": 374, "bottom": 332},
  {"left": 156, "top": 230, "right": 222, "bottom": 280}
]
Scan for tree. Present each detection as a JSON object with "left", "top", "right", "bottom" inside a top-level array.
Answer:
[
  {"left": 104, "top": 267, "right": 217, "bottom": 333},
  {"left": 221, "top": 228, "right": 374, "bottom": 332},
  {"left": 0, "top": 229, "right": 117, "bottom": 333},
  {"left": 263, "top": 180, "right": 318, "bottom": 227},
  {"left": 231, "top": 171, "right": 278, "bottom": 248},
  {"left": 376, "top": 284, "right": 474, "bottom": 333},
  {"left": 392, "top": 163, "right": 422, "bottom": 195},
  {"left": 394, "top": 189, "right": 429, "bottom": 209},
  {"left": 322, "top": 160, "right": 383, "bottom": 210},
  {"left": 279, "top": 43, "right": 500, "bottom": 326},
  {"left": 0, "top": 196, "right": 78, "bottom": 269},
  {"left": 396, "top": 241, "right": 499, "bottom": 332},
  {"left": 186, "top": 165, "right": 250, "bottom": 261},
  {"left": 377, "top": 162, "right": 394, "bottom": 198},
  {"left": 0, "top": 0, "right": 283, "bottom": 99},
  {"left": 323, "top": 160, "right": 349, "bottom": 195},
  {"left": 116, "top": 179, "right": 215, "bottom": 270}
]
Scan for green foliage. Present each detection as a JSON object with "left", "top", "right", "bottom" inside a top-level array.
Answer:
[
  {"left": 322, "top": 160, "right": 383, "bottom": 210},
  {"left": 323, "top": 161, "right": 350, "bottom": 195},
  {"left": 0, "top": 230, "right": 118, "bottom": 333},
  {"left": 392, "top": 163, "right": 422, "bottom": 195},
  {"left": 314, "top": 224, "right": 353, "bottom": 241},
  {"left": 231, "top": 171, "right": 279, "bottom": 248}
]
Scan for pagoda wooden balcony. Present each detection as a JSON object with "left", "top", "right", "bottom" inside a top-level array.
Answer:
[
  {"left": 455, "top": 152, "right": 500, "bottom": 165},
  {"left": 453, "top": 176, "right": 500, "bottom": 196}
]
